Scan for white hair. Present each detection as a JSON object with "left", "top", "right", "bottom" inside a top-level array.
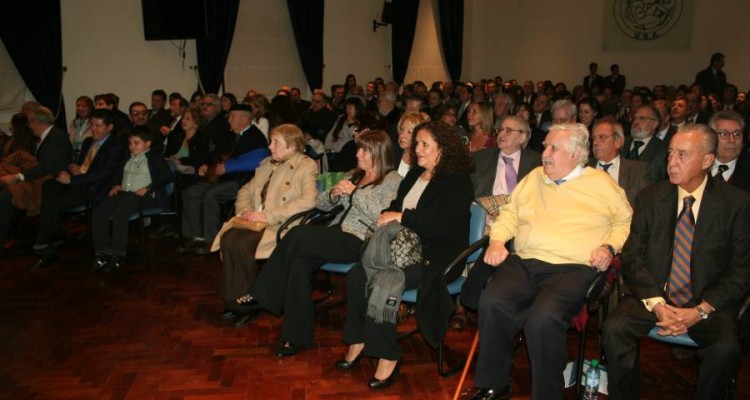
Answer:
[{"left": 548, "top": 123, "right": 590, "bottom": 166}]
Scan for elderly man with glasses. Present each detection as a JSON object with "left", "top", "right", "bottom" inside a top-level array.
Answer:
[
  {"left": 708, "top": 110, "right": 750, "bottom": 192},
  {"left": 622, "top": 104, "right": 669, "bottom": 181}
]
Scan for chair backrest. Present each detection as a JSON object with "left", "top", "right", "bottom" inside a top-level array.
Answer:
[{"left": 467, "top": 203, "right": 487, "bottom": 263}]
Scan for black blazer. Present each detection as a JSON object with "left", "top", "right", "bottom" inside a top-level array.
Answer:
[
  {"left": 220, "top": 125, "right": 268, "bottom": 184},
  {"left": 164, "top": 130, "right": 210, "bottom": 170},
  {"left": 621, "top": 136, "right": 668, "bottom": 181},
  {"left": 587, "top": 157, "right": 651, "bottom": 208},
  {"left": 621, "top": 177, "right": 750, "bottom": 311},
  {"left": 471, "top": 147, "right": 541, "bottom": 197},
  {"left": 385, "top": 167, "right": 474, "bottom": 348},
  {"left": 71, "top": 136, "right": 127, "bottom": 201},
  {"left": 148, "top": 108, "right": 173, "bottom": 132},
  {"left": 725, "top": 153, "right": 750, "bottom": 193},
  {"left": 24, "top": 126, "right": 73, "bottom": 181}
]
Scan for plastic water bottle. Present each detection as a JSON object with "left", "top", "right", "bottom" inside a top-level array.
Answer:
[{"left": 583, "top": 359, "right": 600, "bottom": 399}]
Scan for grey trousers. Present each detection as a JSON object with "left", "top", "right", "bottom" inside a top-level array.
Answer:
[{"left": 181, "top": 180, "right": 239, "bottom": 242}]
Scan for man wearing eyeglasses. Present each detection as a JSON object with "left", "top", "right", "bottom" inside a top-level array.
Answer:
[
  {"left": 708, "top": 110, "right": 750, "bottom": 192},
  {"left": 603, "top": 124, "right": 750, "bottom": 400},
  {"left": 589, "top": 117, "right": 651, "bottom": 207},
  {"left": 200, "top": 94, "right": 231, "bottom": 155},
  {"left": 471, "top": 115, "right": 540, "bottom": 197},
  {"left": 622, "top": 105, "right": 668, "bottom": 181}
]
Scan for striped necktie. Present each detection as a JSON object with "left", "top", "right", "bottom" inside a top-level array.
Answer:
[{"left": 668, "top": 196, "right": 695, "bottom": 306}]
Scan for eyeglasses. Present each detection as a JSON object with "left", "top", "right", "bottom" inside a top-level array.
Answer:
[
  {"left": 592, "top": 134, "right": 615, "bottom": 142},
  {"left": 632, "top": 115, "right": 657, "bottom": 122},
  {"left": 497, "top": 126, "right": 525, "bottom": 135},
  {"left": 130, "top": 111, "right": 148, "bottom": 116},
  {"left": 717, "top": 130, "right": 743, "bottom": 140}
]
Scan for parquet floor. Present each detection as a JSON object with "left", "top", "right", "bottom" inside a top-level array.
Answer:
[{"left": 1, "top": 229, "right": 749, "bottom": 400}]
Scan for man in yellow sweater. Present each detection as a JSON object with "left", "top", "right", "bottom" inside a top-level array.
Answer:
[{"left": 466, "top": 123, "right": 632, "bottom": 400}]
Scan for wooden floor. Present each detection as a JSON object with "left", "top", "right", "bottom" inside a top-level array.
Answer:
[{"left": 1, "top": 231, "right": 749, "bottom": 400}]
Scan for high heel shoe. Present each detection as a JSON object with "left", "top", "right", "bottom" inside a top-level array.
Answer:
[
  {"left": 368, "top": 360, "right": 400, "bottom": 389},
  {"left": 334, "top": 353, "right": 361, "bottom": 370}
]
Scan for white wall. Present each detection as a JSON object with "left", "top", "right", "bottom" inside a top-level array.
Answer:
[
  {"left": 60, "top": 0, "right": 199, "bottom": 123},
  {"left": 465, "top": 0, "right": 750, "bottom": 89}
]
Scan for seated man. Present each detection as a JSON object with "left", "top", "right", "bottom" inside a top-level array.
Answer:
[
  {"left": 603, "top": 124, "right": 750, "bottom": 400},
  {"left": 181, "top": 104, "right": 268, "bottom": 255},
  {"left": 471, "top": 115, "right": 540, "bottom": 198},
  {"left": 32, "top": 109, "right": 125, "bottom": 265},
  {"left": 463, "top": 123, "right": 632, "bottom": 400},
  {"left": 0, "top": 107, "right": 73, "bottom": 253}
]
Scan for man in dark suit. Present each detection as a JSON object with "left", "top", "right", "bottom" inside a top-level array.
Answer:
[
  {"left": 290, "top": 87, "right": 311, "bottom": 117},
  {"left": 181, "top": 104, "right": 268, "bottom": 255},
  {"left": 455, "top": 83, "right": 473, "bottom": 131},
  {"left": 603, "top": 124, "right": 750, "bottom": 400},
  {"left": 694, "top": 52, "right": 727, "bottom": 96},
  {"left": 31, "top": 109, "right": 126, "bottom": 266},
  {"left": 604, "top": 64, "right": 626, "bottom": 96},
  {"left": 583, "top": 62, "right": 605, "bottom": 94},
  {"left": 300, "top": 92, "right": 336, "bottom": 142},
  {"left": 200, "top": 94, "right": 232, "bottom": 158},
  {"left": 685, "top": 93, "right": 711, "bottom": 125},
  {"left": 709, "top": 110, "right": 750, "bottom": 192},
  {"left": 590, "top": 117, "right": 651, "bottom": 207},
  {"left": 148, "top": 89, "right": 172, "bottom": 133},
  {"left": 652, "top": 99, "right": 677, "bottom": 143},
  {"left": 0, "top": 107, "right": 73, "bottom": 252},
  {"left": 622, "top": 104, "right": 668, "bottom": 181},
  {"left": 471, "top": 115, "right": 540, "bottom": 197}
]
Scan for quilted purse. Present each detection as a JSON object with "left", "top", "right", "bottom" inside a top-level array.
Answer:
[{"left": 389, "top": 226, "right": 423, "bottom": 269}]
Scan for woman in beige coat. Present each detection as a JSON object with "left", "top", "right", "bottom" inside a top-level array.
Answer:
[{"left": 216, "top": 124, "right": 318, "bottom": 321}]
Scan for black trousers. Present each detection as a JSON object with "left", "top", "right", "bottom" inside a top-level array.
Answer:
[
  {"left": 250, "top": 225, "right": 363, "bottom": 347},
  {"left": 219, "top": 228, "right": 263, "bottom": 303},
  {"left": 602, "top": 297, "right": 741, "bottom": 400},
  {"left": 37, "top": 180, "right": 89, "bottom": 239},
  {"left": 0, "top": 189, "right": 13, "bottom": 249},
  {"left": 474, "top": 255, "right": 594, "bottom": 400},
  {"left": 91, "top": 192, "right": 158, "bottom": 256},
  {"left": 342, "top": 262, "right": 422, "bottom": 361}
]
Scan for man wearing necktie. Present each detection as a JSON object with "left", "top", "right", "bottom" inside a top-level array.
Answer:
[
  {"left": 464, "top": 123, "right": 632, "bottom": 400},
  {"left": 603, "top": 125, "right": 750, "bottom": 400},
  {"left": 31, "top": 109, "right": 125, "bottom": 266},
  {"left": 470, "top": 115, "right": 541, "bottom": 198},
  {"left": 708, "top": 110, "right": 750, "bottom": 192},
  {"left": 589, "top": 117, "right": 650, "bottom": 208},
  {"left": 622, "top": 104, "right": 668, "bottom": 181}
]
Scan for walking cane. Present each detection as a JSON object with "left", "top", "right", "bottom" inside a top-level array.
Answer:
[{"left": 452, "top": 331, "right": 479, "bottom": 400}]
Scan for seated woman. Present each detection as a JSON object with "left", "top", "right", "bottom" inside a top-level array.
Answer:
[
  {"left": 466, "top": 101, "right": 496, "bottom": 153},
  {"left": 214, "top": 124, "right": 318, "bottom": 322},
  {"left": 394, "top": 111, "right": 430, "bottom": 176},
  {"left": 1, "top": 113, "right": 36, "bottom": 168},
  {"left": 164, "top": 107, "right": 209, "bottom": 179},
  {"left": 234, "top": 130, "right": 402, "bottom": 349},
  {"left": 325, "top": 97, "right": 364, "bottom": 171},
  {"left": 337, "top": 121, "right": 474, "bottom": 389},
  {"left": 68, "top": 96, "right": 94, "bottom": 157}
]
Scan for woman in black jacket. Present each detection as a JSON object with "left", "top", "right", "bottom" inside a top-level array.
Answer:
[{"left": 337, "top": 121, "right": 475, "bottom": 389}]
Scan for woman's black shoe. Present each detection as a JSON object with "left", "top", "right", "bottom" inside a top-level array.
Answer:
[
  {"left": 334, "top": 353, "right": 361, "bottom": 370},
  {"left": 368, "top": 361, "right": 400, "bottom": 389},
  {"left": 276, "top": 341, "right": 300, "bottom": 357}
]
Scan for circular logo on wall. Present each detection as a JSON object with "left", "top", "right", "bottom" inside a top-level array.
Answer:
[{"left": 614, "top": 0, "right": 684, "bottom": 41}]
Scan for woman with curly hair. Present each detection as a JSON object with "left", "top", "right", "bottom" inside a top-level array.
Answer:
[{"left": 336, "top": 121, "right": 475, "bottom": 389}]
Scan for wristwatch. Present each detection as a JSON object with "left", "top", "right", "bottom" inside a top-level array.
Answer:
[
  {"left": 601, "top": 244, "right": 615, "bottom": 256},
  {"left": 695, "top": 305, "right": 709, "bottom": 320}
]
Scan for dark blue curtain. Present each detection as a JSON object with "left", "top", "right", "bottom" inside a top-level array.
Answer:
[
  {"left": 196, "top": 0, "right": 240, "bottom": 94},
  {"left": 0, "top": 0, "right": 66, "bottom": 127},
  {"left": 437, "top": 0, "right": 464, "bottom": 82},
  {"left": 391, "top": 0, "right": 420, "bottom": 85},
  {"left": 287, "top": 0, "right": 324, "bottom": 91}
]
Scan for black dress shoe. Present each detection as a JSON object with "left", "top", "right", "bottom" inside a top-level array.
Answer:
[
  {"left": 221, "top": 308, "right": 238, "bottom": 320},
  {"left": 368, "top": 361, "right": 400, "bottom": 390},
  {"left": 233, "top": 310, "right": 258, "bottom": 328},
  {"left": 276, "top": 341, "right": 300, "bottom": 357},
  {"left": 90, "top": 255, "right": 109, "bottom": 272},
  {"left": 469, "top": 386, "right": 511, "bottom": 400},
  {"left": 335, "top": 353, "right": 361, "bottom": 370}
]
